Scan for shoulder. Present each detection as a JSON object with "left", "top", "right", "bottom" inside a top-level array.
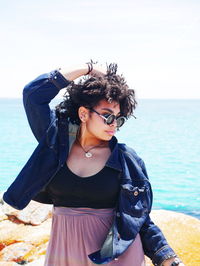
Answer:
[
  {"left": 118, "top": 143, "right": 142, "bottom": 163},
  {"left": 118, "top": 143, "right": 148, "bottom": 177}
]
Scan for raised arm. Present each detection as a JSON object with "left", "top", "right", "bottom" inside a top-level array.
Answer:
[{"left": 23, "top": 64, "right": 106, "bottom": 142}]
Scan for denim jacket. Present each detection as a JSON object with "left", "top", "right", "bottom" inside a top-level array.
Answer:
[{"left": 3, "top": 70, "right": 176, "bottom": 265}]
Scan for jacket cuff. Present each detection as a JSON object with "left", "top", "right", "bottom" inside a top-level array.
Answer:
[
  {"left": 49, "top": 69, "right": 71, "bottom": 90},
  {"left": 152, "top": 245, "right": 177, "bottom": 266}
]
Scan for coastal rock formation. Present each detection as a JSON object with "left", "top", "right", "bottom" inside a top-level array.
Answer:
[
  {"left": 1, "top": 200, "right": 52, "bottom": 225},
  {"left": 149, "top": 210, "right": 200, "bottom": 265},
  {"left": 0, "top": 198, "right": 199, "bottom": 265}
]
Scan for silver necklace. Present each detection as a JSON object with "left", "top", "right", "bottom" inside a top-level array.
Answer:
[{"left": 76, "top": 139, "right": 106, "bottom": 158}]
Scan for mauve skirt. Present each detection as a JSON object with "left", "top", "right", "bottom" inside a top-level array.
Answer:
[{"left": 44, "top": 207, "right": 145, "bottom": 266}]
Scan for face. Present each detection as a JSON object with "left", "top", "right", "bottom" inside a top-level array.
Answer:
[{"left": 79, "top": 99, "right": 121, "bottom": 141}]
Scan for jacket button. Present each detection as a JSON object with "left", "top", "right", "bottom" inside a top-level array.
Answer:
[
  {"left": 134, "top": 191, "right": 139, "bottom": 196},
  {"left": 116, "top": 212, "right": 120, "bottom": 217},
  {"left": 114, "top": 258, "right": 119, "bottom": 261}
]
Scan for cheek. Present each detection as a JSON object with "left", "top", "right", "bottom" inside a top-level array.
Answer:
[
  {"left": 88, "top": 124, "right": 113, "bottom": 141},
  {"left": 88, "top": 120, "right": 103, "bottom": 132},
  {"left": 87, "top": 119, "right": 106, "bottom": 135}
]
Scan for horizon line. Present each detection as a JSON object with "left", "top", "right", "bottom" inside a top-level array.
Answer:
[{"left": 1, "top": 97, "right": 200, "bottom": 100}]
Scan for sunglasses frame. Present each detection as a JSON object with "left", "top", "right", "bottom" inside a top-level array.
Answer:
[{"left": 90, "top": 108, "right": 126, "bottom": 128}]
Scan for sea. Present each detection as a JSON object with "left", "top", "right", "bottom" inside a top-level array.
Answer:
[{"left": 0, "top": 98, "right": 200, "bottom": 219}]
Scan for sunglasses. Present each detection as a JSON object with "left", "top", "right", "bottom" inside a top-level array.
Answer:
[{"left": 90, "top": 108, "right": 126, "bottom": 128}]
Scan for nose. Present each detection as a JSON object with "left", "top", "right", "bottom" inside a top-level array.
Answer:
[{"left": 109, "top": 119, "right": 117, "bottom": 128}]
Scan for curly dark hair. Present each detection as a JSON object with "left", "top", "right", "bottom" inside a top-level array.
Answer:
[{"left": 55, "top": 63, "right": 137, "bottom": 125}]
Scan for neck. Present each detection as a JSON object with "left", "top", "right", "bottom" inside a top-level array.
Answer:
[{"left": 77, "top": 125, "right": 107, "bottom": 149}]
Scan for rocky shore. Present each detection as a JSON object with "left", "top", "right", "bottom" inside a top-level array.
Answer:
[{"left": 0, "top": 193, "right": 199, "bottom": 265}]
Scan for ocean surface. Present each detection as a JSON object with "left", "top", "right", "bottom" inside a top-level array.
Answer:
[{"left": 0, "top": 98, "right": 200, "bottom": 219}]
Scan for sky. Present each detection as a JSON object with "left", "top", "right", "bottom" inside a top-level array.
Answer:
[{"left": 0, "top": 0, "right": 200, "bottom": 99}]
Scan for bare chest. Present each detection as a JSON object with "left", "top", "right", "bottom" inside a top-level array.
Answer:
[{"left": 66, "top": 145, "right": 111, "bottom": 177}]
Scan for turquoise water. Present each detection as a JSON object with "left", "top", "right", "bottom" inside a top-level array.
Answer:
[{"left": 0, "top": 98, "right": 200, "bottom": 219}]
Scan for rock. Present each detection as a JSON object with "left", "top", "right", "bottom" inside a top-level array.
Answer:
[
  {"left": 0, "top": 192, "right": 4, "bottom": 205},
  {"left": 0, "top": 262, "right": 18, "bottom": 265},
  {"left": 0, "top": 201, "right": 52, "bottom": 264},
  {"left": 0, "top": 192, "right": 7, "bottom": 222},
  {"left": 0, "top": 242, "right": 34, "bottom": 263},
  {"left": 148, "top": 210, "right": 200, "bottom": 266},
  {"left": 9, "top": 218, "right": 52, "bottom": 246},
  {"left": 1, "top": 201, "right": 52, "bottom": 226},
  {"left": 0, "top": 220, "right": 25, "bottom": 248},
  {"left": 24, "top": 244, "right": 48, "bottom": 264},
  {"left": 26, "top": 255, "right": 45, "bottom": 265},
  {"left": 0, "top": 207, "right": 7, "bottom": 222}
]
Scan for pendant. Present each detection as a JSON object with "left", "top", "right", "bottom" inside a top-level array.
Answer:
[{"left": 85, "top": 152, "right": 92, "bottom": 158}]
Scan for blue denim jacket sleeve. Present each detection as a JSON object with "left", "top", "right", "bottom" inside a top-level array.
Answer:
[
  {"left": 138, "top": 159, "right": 177, "bottom": 266},
  {"left": 140, "top": 216, "right": 176, "bottom": 265},
  {"left": 23, "top": 70, "right": 70, "bottom": 142}
]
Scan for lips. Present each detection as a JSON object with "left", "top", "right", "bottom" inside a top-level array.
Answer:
[{"left": 105, "top": 130, "right": 115, "bottom": 136}]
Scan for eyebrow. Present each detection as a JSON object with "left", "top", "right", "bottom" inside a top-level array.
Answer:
[{"left": 101, "top": 108, "right": 121, "bottom": 115}]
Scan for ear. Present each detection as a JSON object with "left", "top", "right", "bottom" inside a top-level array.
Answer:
[{"left": 78, "top": 106, "right": 89, "bottom": 123}]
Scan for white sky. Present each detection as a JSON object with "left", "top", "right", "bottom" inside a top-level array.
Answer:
[{"left": 0, "top": 0, "right": 200, "bottom": 99}]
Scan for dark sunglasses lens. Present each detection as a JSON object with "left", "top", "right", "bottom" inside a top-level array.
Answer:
[
  {"left": 105, "top": 114, "right": 115, "bottom": 125},
  {"left": 116, "top": 117, "right": 125, "bottom": 127}
]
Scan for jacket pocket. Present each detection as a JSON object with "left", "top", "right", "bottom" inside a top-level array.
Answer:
[{"left": 119, "top": 183, "right": 149, "bottom": 218}]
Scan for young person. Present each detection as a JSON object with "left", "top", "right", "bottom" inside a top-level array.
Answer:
[{"left": 3, "top": 62, "right": 183, "bottom": 266}]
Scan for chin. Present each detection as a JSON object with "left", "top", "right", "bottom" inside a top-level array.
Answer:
[{"left": 103, "top": 135, "right": 113, "bottom": 141}]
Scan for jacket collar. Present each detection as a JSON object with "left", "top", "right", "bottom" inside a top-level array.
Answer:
[{"left": 106, "top": 136, "right": 122, "bottom": 172}]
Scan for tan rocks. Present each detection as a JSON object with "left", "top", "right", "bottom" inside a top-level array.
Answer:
[
  {"left": 0, "top": 242, "right": 34, "bottom": 262},
  {"left": 149, "top": 210, "right": 200, "bottom": 266},
  {"left": 26, "top": 256, "right": 45, "bottom": 266},
  {"left": 0, "top": 199, "right": 52, "bottom": 264},
  {"left": 0, "top": 208, "right": 7, "bottom": 222},
  {"left": 0, "top": 262, "right": 18, "bottom": 265},
  {"left": 0, "top": 220, "right": 24, "bottom": 248},
  {"left": 1, "top": 200, "right": 52, "bottom": 226}
]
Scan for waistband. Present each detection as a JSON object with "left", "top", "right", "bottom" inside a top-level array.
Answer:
[{"left": 53, "top": 206, "right": 116, "bottom": 217}]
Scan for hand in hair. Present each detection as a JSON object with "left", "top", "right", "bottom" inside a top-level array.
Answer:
[
  {"left": 88, "top": 64, "right": 107, "bottom": 77},
  {"left": 88, "top": 62, "right": 118, "bottom": 77}
]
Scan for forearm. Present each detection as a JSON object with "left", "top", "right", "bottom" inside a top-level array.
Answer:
[
  {"left": 59, "top": 62, "right": 106, "bottom": 81},
  {"left": 59, "top": 64, "right": 89, "bottom": 81}
]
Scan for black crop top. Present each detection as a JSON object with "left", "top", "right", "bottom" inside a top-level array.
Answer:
[{"left": 46, "top": 164, "right": 120, "bottom": 208}]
